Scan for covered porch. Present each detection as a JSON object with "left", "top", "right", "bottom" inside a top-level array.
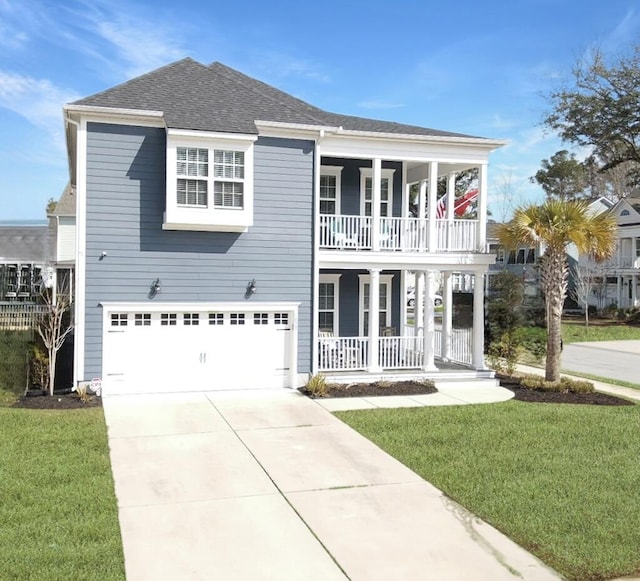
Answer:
[{"left": 314, "top": 266, "right": 488, "bottom": 377}]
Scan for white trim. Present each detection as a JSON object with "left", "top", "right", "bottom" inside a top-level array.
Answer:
[
  {"left": 359, "top": 167, "right": 395, "bottom": 217},
  {"left": 65, "top": 110, "right": 165, "bottom": 129},
  {"left": 318, "top": 274, "right": 341, "bottom": 335},
  {"left": 319, "top": 250, "right": 496, "bottom": 270},
  {"left": 358, "top": 273, "right": 393, "bottom": 335},
  {"left": 166, "top": 128, "right": 258, "bottom": 143},
  {"left": 319, "top": 165, "right": 343, "bottom": 215},
  {"left": 73, "top": 118, "right": 88, "bottom": 386},
  {"left": 312, "top": 142, "right": 321, "bottom": 374},
  {"left": 254, "top": 120, "right": 507, "bottom": 147}
]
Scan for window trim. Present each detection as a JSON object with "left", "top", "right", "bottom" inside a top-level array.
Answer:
[
  {"left": 358, "top": 274, "right": 393, "bottom": 336},
  {"left": 319, "top": 165, "right": 343, "bottom": 216},
  {"left": 359, "top": 168, "right": 395, "bottom": 217},
  {"left": 165, "top": 130, "right": 256, "bottom": 232},
  {"left": 319, "top": 274, "right": 341, "bottom": 335}
]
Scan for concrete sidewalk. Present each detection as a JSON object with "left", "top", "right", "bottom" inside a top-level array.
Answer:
[{"left": 103, "top": 390, "right": 560, "bottom": 580}]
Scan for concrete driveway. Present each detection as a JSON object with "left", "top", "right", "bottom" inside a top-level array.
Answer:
[
  {"left": 562, "top": 340, "right": 640, "bottom": 384},
  {"left": 103, "top": 390, "right": 560, "bottom": 580}
]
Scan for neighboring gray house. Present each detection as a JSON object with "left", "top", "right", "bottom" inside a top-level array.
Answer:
[
  {"left": 0, "top": 222, "right": 47, "bottom": 302},
  {"left": 64, "top": 58, "right": 504, "bottom": 394}
]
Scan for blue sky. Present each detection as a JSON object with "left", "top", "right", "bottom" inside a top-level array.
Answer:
[{"left": 1, "top": 0, "right": 640, "bottom": 221}]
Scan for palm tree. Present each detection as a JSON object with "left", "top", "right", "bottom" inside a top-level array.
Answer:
[{"left": 497, "top": 199, "right": 617, "bottom": 382}]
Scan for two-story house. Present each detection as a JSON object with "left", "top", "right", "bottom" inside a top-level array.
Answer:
[
  {"left": 598, "top": 189, "right": 640, "bottom": 308},
  {"left": 63, "top": 58, "right": 504, "bottom": 395}
]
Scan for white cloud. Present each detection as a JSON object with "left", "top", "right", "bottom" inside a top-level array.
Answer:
[
  {"left": 601, "top": 9, "right": 640, "bottom": 54},
  {"left": 248, "top": 51, "right": 331, "bottom": 84},
  {"left": 0, "top": 71, "right": 80, "bottom": 147}
]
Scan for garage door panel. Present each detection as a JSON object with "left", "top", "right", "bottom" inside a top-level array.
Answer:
[{"left": 103, "top": 307, "right": 293, "bottom": 394}]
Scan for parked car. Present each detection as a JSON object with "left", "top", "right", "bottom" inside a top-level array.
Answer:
[{"left": 407, "top": 287, "right": 442, "bottom": 308}]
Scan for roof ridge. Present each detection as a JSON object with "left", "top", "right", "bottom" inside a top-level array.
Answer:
[{"left": 71, "top": 57, "right": 202, "bottom": 106}]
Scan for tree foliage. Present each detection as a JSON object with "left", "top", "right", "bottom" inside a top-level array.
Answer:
[
  {"left": 544, "top": 47, "right": 640, "bottom": 190},
  {"left": 497, "top": 199, "right": 616, "bottom": 382},
  {"left": 531, "top": 150, "right": 587, "bottom": 200}
]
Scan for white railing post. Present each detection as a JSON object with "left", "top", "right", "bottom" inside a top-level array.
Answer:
[
  {"left": 422, "top": 270, "right": 437, "bottom": 371},
  {"left": 427, "top": 162, "right": 438, "bottom": 252},
  {"left": 368, "top": 268, "right": 382, "bottom": 372},
  {"left": 472, "top": 269, "right": 486, "bottom": 369}
]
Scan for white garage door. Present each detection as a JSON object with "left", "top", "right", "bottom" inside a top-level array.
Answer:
[{"left": 102, "top": 305, "right": 295, "bottom": 394}]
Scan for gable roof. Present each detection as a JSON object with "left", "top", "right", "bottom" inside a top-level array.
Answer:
[
  {"left": 50, "top": 183, "right": 76, "bottom": 217},
  {"left": 71, "top": 58, "right": 483, "bottom": 139}
]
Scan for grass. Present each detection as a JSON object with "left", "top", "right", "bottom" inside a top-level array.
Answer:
[
  {"left": 336, "top": 402, "right": 640, "bottom": 581},
  {"left": 562, "top": 320, "right": 640, "bottom": 343},
  {"left": 0, "top": 400, "right": 125, "bottom": 580}
]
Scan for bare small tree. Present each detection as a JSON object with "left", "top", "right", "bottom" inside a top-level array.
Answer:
[
  {"left": 36, "top": 273, "right": 74, "bottom": 396},
  {"left": 570, "top": 260, "right": 610, "bottom": 328}
]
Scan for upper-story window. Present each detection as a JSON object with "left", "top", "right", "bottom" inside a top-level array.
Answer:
[
  {"left": 165, "top": 130, "right": 255, "bottom": 232},
  {"left": 320, "top": 166, "right": 342, "bottom": 215},
  {"left": 360, "top": 168, "right": 395, "bottom": 217}
]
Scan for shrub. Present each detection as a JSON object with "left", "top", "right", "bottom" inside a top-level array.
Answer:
[
  {"left": 518, "top": 326, "right": 547, "bottom": 362},
  {"left": 519, "top": 374, "right": 594, "bottom": 393},
  {"left": 305, "top": 374, "right": 328, "bottom": 397},
  {"left": 487, "top": 331, "right": 523, "bottom": 375},
  {"left": 0, "top": 331, "right": 32, "bottom": 396}
]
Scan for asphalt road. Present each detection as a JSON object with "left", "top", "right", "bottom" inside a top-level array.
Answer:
[{"left": 561, "top": 340, "right": 640, "bottom": 384}]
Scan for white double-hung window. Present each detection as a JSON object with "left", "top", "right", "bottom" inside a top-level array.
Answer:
[{"left": 165, "top": 130, "right": 256, "bottom": 232}]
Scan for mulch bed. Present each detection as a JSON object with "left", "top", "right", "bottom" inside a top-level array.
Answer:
[
  {"left": 13, "top": 391, "right": 102, "bottom": 410},
  {"left": 301, "top": 376, "right": 635, "bottom": 406},
  {"left": 301, "top": 380, "right": 438, "bottom": 399},
  {"left": 496, "top": 375, "right": 634, "bottom": 406}
]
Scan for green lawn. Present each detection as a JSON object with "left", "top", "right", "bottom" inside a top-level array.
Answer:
[
  {"left": 0, "top": 403, "right": 125, "bottom": 580},
  {"left": 562, "top": 320, "right": 640, "bottom": 343},
  {"left": 336, "top": 402, "right": 640, "bottom": 581}
]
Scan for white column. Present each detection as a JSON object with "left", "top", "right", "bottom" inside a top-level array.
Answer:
[
  {"left": 415, "top": 271, "right": 425, "bottom": 335},
  {"left": 418, "top": 178, "right": 427, "bottom": 251},
  {"left": 422, "top": 270, "right": 437, "bottom": 371},
  {"left": 371, "top": 158, "right": 382, "bottom": 251},
  {"left": 442, "top": 271, "right": 453, "bottom": 361},
  {"left": 472, "top": 269, "right": 486, "bottom": 369},
  {"left": 617, "top": 275, "right": 622, "bottom": 307},
  {"left": 633, "top": 274, "right": 638, "bottom": 307},
  {"left": 427, "top": 162, "right": 438, "bottom": 252},
  {"left": 477, "top": 164, "right": 488, "bottom": 251},
  {"left": 446, "top": 172, "right": 456, "bottom": 220},
  {"left": 367, "top": 268, "right": 382, "bottom": 372}
]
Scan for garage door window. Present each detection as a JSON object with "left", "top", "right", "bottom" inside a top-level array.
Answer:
[
  {"left": 230, "top": 313, "right": 245, "bottom": 325},
  {"left": 184, "top": 313, "right": 200, "bottom": 325},
  {"left": 161, "top": 313, "right": 177, "bottom": 326},
  {"left": 274, "top": 313, "right": 288, "bottom": 325},
  {"left": 135, "top": 313, "right": 151, "bottom": 326},
  {"left": 209, "top": 313, "right": 224, "bottom": 325},
  {"left": 254, "top": 313, "right": 268, "bottom": 325},
  {"left": 111, "top": 313, "right": 128, "bottom": 326}
]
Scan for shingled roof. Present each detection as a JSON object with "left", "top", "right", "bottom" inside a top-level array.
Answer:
[
  {"left": 72, "top": 58, "right": 480, "bottom": 139},
  {"left": 0, "top": 225, "right": 47, "bottom": 262}
]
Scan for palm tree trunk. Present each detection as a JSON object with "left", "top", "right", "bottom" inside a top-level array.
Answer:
[{"left": 540, "top": 250, "right": 568, "bottom": 383}]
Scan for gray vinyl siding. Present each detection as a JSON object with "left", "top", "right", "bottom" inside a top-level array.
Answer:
[
  {"left": 321, "top": 157, "right": 402, "bottom": 217},
  {"left": 83, "top": 124, "right": 313, "bottom": 379}
]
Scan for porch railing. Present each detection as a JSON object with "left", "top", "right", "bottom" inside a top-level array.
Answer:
[
  {"left": 0, "top": 302, "right": 47, "bottom": 331},
  {"left": 319, "top": 214, "right": 479, "bottom": 252},
  {"left": 317, "top": 328, "right": 472, "bottom": 372}
]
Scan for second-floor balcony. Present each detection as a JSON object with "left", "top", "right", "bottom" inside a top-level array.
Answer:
[{"left": 319, "top": 214, "right": 480, "bottom": 253}]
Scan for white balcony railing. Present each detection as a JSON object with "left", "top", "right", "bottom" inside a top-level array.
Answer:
[
  {"left": 319, "top": 214, "right": 479, "bottom": 252},
  {"left": 317, "top": 329, "right": 472, "bottom": 372}
]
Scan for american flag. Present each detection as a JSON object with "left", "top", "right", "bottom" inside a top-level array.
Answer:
[
  {"left": 435, "top": 189, "right": 479, "bottom": 219},
  {"left": 435, "top": 194, "right": 448, "bottom": 219}
]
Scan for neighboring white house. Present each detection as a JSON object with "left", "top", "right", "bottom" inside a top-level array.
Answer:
[
  {"left": 586, "top": 189, "right": 640, "bottom": 309},
  {"left": 47, "top": 184, "right": 76, "bottom": 303}
]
